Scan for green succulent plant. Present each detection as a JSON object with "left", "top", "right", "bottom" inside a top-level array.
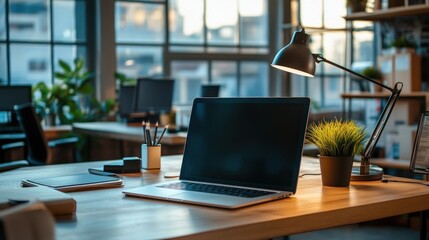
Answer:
[{"left": 361, "top": 66, "right": 382, "bottom": 80}]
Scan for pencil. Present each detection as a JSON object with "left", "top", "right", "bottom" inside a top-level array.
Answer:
[
  {"left": 142, "top": 121, "right": 146, "bottom": 144},
  {"left": 153, "top": 122, "right": 158, "bottom": 146},
  {"left": 146, "top": 127, "right": 152, "bottom": 146},
  {"left": 156, "top": 124, "right": 169, "bottom": 145}
]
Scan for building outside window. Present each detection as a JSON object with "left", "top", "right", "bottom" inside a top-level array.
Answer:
[
  {"left": 0, "top": 0, "right": 87, "bottom": 86},
  {"left": 115, "top": 0, "right": 271, "bottom": 106},
  {"left": 291, "top": 0, "right": 374, "bottom": 110}
]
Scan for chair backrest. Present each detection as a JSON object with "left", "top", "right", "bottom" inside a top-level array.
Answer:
[{"left": 14, "top": 103, "right": 49, "bottom": 166}]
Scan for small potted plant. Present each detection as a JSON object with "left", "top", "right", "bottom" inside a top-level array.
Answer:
[
  {"left": 347, "top": 0, "right": 368, "bottom": 13},
  {"left": 306, "top": 119, "right": 366, "bottom": 187},
  {"left": 361, "top": 66, "right": 383, "bottom": 92},
  {"left": 389, "top": 36, "right": 417, "bottom": 54}
]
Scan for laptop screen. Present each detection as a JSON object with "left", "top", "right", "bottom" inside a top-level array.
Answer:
[{"left": 180, "top": 97, "right": 310, "bottom": 193}]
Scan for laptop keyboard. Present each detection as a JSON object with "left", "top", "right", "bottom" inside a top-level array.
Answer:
[{"left": 158, "top": 182, "right": 275, "bottom": 198}]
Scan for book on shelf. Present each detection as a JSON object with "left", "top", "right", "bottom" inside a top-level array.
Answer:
[{"left": 0, "top": 187, "right": 76, "bottom": 217}]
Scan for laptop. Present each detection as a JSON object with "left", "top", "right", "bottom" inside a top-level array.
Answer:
[
  {"left": 409, "top": 111, "right": 429, "bottom": 174},
  {"left": 123, "top": 97, "right": 310, "bottom": 209}
]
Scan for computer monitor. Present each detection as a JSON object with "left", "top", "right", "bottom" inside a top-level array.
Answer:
[
  {"left": 0, "top": 85, "right": 32, "bottom": 131},
  {"left": 201, "top": 84, "right": 220, "bottom": 97},
  {"left": 119, "top": 85, "right": 136, "bottom": 117},
  {"left": 133, "top": 78, "right": 174, "bottom": 115}
]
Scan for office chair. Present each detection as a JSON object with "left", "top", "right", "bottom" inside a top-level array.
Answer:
[{"left": 3, "top": 103, "right": 79, "bottom": 166}]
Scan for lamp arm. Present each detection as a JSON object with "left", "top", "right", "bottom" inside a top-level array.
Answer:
[
  {"left": 361, "top": 82, "right": 402, "bottom": 163},
  {"left": 313, "top": 53, "right": 404, "bottom": 175},
  {"left": 313, "top": 54, "right": 395, "bottom": 92}
]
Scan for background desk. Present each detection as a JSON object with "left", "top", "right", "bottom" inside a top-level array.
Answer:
[
  {"left": 1, "top": 125, "right": 72, "bottom": 162},
  {"left": 72, "top": 122, "right": 186, "bottom": 160},
  {"left": 2, "top": 156, "right": 429, "bottom": 239}
]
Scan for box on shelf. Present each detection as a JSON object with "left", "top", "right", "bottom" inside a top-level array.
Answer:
[
  {"left": 379, "top": 54, "right": 395, "bottom": 92},
  {"left": 378, "top": 51, "right": 421, "bottom": 93},
  {"left": 394, "top": 51, "right": 421, "bottom": 92}
]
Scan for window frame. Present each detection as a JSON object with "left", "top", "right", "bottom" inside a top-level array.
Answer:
[{"left": 1, "top": 0, "right": 90, "bottom": 86}]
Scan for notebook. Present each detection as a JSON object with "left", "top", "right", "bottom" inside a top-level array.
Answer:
[
  {"left": 22, "top": 173, "right": 123, "bottom": 192},
  {"left": 123, "top": 97, "right": 310, "bottom": 209}
]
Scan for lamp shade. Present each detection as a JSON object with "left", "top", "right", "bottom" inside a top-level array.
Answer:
[{"left": 271, "top": 29, "right": 315, "bottom": 77}]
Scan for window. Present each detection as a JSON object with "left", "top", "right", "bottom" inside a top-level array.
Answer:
[
  {"left": 292, "top": 0, "right": 374, "bottom": 109},
  {"left": 1, "top": 0, "right": 88, "bottom": 86},
  {"left": 115, "top": 0, "right": 271, "bottom": 106}
]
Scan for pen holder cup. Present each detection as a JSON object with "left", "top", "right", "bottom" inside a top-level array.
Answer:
[{"left": 141, "top": 144, "right": 161, "bottom": 170}]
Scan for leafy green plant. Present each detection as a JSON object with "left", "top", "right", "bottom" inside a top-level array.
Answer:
[
  {"left": 389, "top": 36, "right": 416, "bottom": 49},
  {"left": 306, "top": 119, "right": 366, "bottom": 157},
  {"left": 114, "top": 72, "right": 136, "bottom": 86},
  {"left": 347, "top": 0, "right": 368, "bottom": 12},
  {"left": 361, "top": 66, "right": 382, "bottom": 80},
  {"left": 33, "top": 58, "right": 115, "bottom": 124}
]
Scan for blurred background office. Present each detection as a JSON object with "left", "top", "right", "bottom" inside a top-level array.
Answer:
[
  {"left": 0, "top": 0, "right": 376, "bottom": 117},
  {"left": 1, "top": 0, "right": 428, "bottom": 157}
]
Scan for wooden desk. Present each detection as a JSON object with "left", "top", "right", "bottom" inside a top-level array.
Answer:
[
  {"left": 72, "top": 122, "right": 186, "bottom": 159},
  {"left": 2, "top": 156, "right": 429, "bottom": 240},
  {"left": 43, "top": 125, "right": 72, "bottom": 140}
]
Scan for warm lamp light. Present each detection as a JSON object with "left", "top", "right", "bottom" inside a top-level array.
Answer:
[{"left": 273, "top": 29, "right": 403, "bottom": 180}]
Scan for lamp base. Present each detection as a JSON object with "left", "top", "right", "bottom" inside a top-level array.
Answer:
[{"left": 351, "top": 165, "right": 383, "bottom": 181}]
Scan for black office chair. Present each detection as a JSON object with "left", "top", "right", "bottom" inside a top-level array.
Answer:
[{"left": 5, "top": 103, "right": 79, "bottom": 166}]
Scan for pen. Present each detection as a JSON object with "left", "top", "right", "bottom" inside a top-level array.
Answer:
[
  {"left": 153, "top": 122, "right": 158, "bottom": 146},
  {"left": 156, "top": 124, "right": 169, "bottom": 145}
]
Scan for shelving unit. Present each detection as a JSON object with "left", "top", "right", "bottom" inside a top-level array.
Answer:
[
  {"left": 343, "top": 2, "right": 429, "bottom": 161},
  {"left": 345, "top": 3, "right": 429, "bottom": 21}
]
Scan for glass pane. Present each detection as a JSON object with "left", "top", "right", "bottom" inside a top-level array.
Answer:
[
  {"left": 353, "top": 21, "right": 373, "bottom": 29},
  {"left": 0, "top": 0, "right": 5, "bottom": 39},
  {"left": 9, "top": 0, "right": 51, "bottom": 41},
  {"left": 240, "top": 61, "right": 268, "bottom": 96},
  {"left": 324, "top": 0, "right": 346, "bottom": 29},
  {"left": 212, "top": 61, "right": 237, "bottom": 97},
  {"left": 323, "top": 32, "right": 346, "bottom": 74},
  {"left": 206, "top": 0, "right": 238, "bottom": 45},
  {"left": 10, "top": 44, "right": 51, "bottom": 85},
  {"left": 53, "top": 0, "right": 86, "bottom": 42},
  {"left": 239, "top": 0, "right": 268, "bottom": 46},
  {"left": 115, "top": 2, "right": 165, "bottom": 43},
  {"left": 54, "top": 45, "right": 87, "bottom": 73},
  {"left": 291, "top": 75, "right": 307, "bottom": 97},
  {"left": 353, "top": 31, "right": 374, "bottom": 63},
  {"left": 308, "top": 33, "right": 322, "bottom": 75},
  {"left": 300, "top": 0, "right": 322, "bottom": 28},
  {"left": 169, "top": 0, "right": 204, "bottom": 44},
  {"left": 0, "top": 44, "right": 6, "bottom": 84},
  {"left": 116, "top": 45, "right": 163, "bottom": 78},
  {"left": 171, "top": 61, "right": 208, "bottom": 105},
  {"left": 324, "top": 77, "right": 342, "bottom": 107},
  {"left": 308, "top": 76, "right": 322, "bottom": 108}
]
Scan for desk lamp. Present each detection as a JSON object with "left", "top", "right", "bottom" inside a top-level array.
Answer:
[{"left": 272, "top": 29, "right": 403, "bottom": 180}]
